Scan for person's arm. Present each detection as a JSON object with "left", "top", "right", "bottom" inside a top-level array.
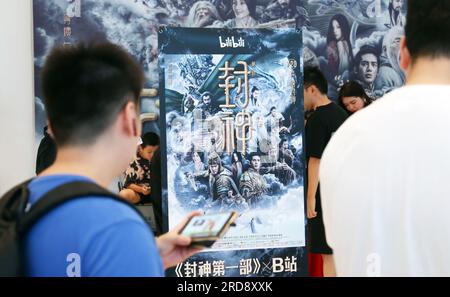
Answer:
[
  {"left": 305, "top": 115, "right": 328, "bottom": 219},
  {"left": 127, "top": 183, "right": 150, "bottom": 196},
  {"left": 307, "top": 157, "right": 320, "bottom": 219}
]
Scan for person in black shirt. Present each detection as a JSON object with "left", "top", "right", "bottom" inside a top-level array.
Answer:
[
  {"left": 119, "top": 132, "right": 160, "bottom": 204},
  {"left": 35, "top": 126, "right": 57, "bottom": 175},
  {"left": 304, "top": 66, "right": 348, "bottom": 277},
  {"left": 150, "top": 147, "right": 162, "bottom": 236}
]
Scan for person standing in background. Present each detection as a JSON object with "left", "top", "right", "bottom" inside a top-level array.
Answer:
[
  {"left": 303, "top": 66, "right": 348, "bottom": 277},
  {"left": 35, "top": 125, "right": 57, "bottom": 175},
  {"left": 338, "top": 81, "right": 373, "bottom": 115}
]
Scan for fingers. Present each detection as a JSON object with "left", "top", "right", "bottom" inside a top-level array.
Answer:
[
  {"left": 307, "top": 209, "right": 317, "bottom": 219},
  {"left": 174, "top": 233, "right": 192, "bottom": 246}
]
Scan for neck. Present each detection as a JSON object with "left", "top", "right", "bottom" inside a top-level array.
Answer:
[
  {"left": 313, "top": 94, "right": 331, "bottom": 109},
  {"left": 237, "top": 12, "right": 248, "bottom": 18},
  {"left": 236, "top": 14, "right": 250, "bottom": 22},
  {"left": 39, "top": 140, "right": 128, "bottom": 188},
  {"left": 406, "top": 58, "right": 450, "bottom": 85}
]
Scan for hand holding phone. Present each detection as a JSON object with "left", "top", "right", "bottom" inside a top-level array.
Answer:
[
  {"left": 156, "top": 211, "right": 204, "bottom": 269},
  {"left": 179, "top": 211, "right": 238, "bottom": 247}
]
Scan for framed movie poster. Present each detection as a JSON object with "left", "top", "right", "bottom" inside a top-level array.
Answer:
[{"left": 159, "top": 27, "right": 307, "bottom": 277}]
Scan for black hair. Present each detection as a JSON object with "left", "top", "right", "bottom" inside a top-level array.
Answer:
[
  {"left": 354, "top": 45, "right": 380, "bottom": 68},
  {"left": 338, "top": 81, "right": 373, "bottom": 113},
  {"left": 141, "top": 132, "right": 160, "bottom": 147},
  {"left": 327, "top": 14, "right": 351, "bottom": 45},
  {"left": 41, "top": 42, "right": 144, "bottom": 146},
  {"left": 201, "top": 91, "right": 212, "bottom": 99},
  {"left": 231, "top": 0, "right": 257, "bottom": 19},
  {"left": 326, "top": 14, "right": 354, "bottom": 66},
  {"left": 303, "top": 66, "right": 328, "bottom": 95},
  {"left": 405, "top": 0, "right": 450, "bottom": 60},
  {"left": 248, "top": 152, "right": 261, "bottom": 161},
  {"left": 388, "top": 0, "right": 400, "bottom": 22},
  {"left": 251, "top": 86, "right": 259, "bottom": 93},
  {"left": 279, "top": 138, "right": 289, "bottom": 148}
]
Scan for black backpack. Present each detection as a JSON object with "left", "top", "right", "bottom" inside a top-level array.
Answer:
[{"left": 0, "top": 180, "right": 148, "bottom": 277}]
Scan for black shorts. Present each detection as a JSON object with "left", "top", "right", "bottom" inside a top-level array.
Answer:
[{"left": 307, "top": 191, "right": 333, "bottom": 255}]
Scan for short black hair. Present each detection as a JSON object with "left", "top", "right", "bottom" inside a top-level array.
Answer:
[
  {"left": 251, "top": 86, "right": 259, "bottom": 93},
  {"left": 354, "top": 45, "right": 379, "bottom": 68},
  {"left": 141, "top": 132, "right": 160, "bottom": 147},
  {"left": 201, "top": 91, "right": 212, "bottom": 99},
  {"left": 248, "top": 152, "right": 261, "bottom": 161},
  {"left": 42, "top": 42, "right": 144, "bottom": 146},
  {"left": 338, "top": 80, "right": 373, "bottom": 112},
  {"left": 303, "top": 66, "right": 328, "bottom": 95},
  {"left": 405, "top": 0, "right": 450, "bottom": 60}
]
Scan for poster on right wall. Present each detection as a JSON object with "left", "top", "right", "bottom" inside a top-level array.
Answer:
[{"left": 302, "top": 0, "right": 406, "bottom": 101}]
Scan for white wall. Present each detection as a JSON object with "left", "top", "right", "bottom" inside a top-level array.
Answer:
[{"left": 0, "top": 0, "right": 34, "bottom": 195}]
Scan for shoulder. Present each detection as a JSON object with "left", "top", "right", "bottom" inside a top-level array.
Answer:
[
  {"left": 25, "top": 197, "right": 160, "bottom": 277},
  {"left": 320, "top": 90, "right": 404, "bottom": 163},
  {"left": 331, "top": 103, "right": 349, "bottom": 118},
  {"left": 31, "top": 196, "right": 147, "bottom": 234}
]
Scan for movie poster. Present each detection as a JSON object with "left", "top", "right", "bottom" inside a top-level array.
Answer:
[
  {"left": 303, "top": 0, "right": 406, "bottom": 100},
  {"left": 159, "top": 27, "right": 306, "bottom": 276},
  {"left": 32, "top": 0, "right": 309, "bottom": 142}
]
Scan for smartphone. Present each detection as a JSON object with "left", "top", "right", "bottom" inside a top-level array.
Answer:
[{"left": 179, "top": 211, "right": 238, "bottom": 247}]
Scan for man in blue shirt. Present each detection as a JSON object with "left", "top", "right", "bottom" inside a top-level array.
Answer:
[{"left": 25, "top": 42, "right": 201, "bottom": 276}]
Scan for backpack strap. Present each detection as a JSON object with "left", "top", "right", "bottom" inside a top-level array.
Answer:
[
  {"left": 18, "top": 181, "right": 148, "bottom": 235},
  {"left": 0, "top": 179, "right": 33, "bottom": 222}
]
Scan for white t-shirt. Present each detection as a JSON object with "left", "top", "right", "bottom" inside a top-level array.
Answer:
[{"left": 320, "top": 85, "right": 450, "bottom": 276}]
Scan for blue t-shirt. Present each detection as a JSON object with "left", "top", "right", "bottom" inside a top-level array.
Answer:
[{"left": 24, "top": 174, "right": 164, "bottom": 277}]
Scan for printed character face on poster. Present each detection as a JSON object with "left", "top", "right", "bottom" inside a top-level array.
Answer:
[
  {"left": 358, "top": 54, "right": 378, "bottom": 84},
  {"left": 355, "top": 46, "right": 379, "bottom": 86},
  {"left": 232, "top": 0, "right": 255, "bottom": 18},
  {"left": 192, "top": 151, "right": 202, "bottom": 164},
  {"left": 187, "top": 1, "right": 222, "bottom": 27},
  {"left": 391, "top": 0, "right": 404, "bottom": 12},
  {"left": 332, "top": 20, "right": 342, "bottom": 40},
  {"left": 208, "top": 153, "right": 222, "bottom": 176},
  {"left": 327, "top": 14, "right": 351, "bottom": 43},
  {"left": 251, "top": 86, "right": 260, "bottom": 103},
  {"left": 278, "top": 0, "right": 290, "bottom": 9},
  {"left": 250, "top": 154, "right": 261, "bottom": 171},
  {"left": 202, "top": 93, "right": 211, "bottom": 105}
]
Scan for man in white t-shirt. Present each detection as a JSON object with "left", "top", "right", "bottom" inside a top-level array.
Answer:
[{"left": 319, "top": 0, "right": 450, "bottom": 276}]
